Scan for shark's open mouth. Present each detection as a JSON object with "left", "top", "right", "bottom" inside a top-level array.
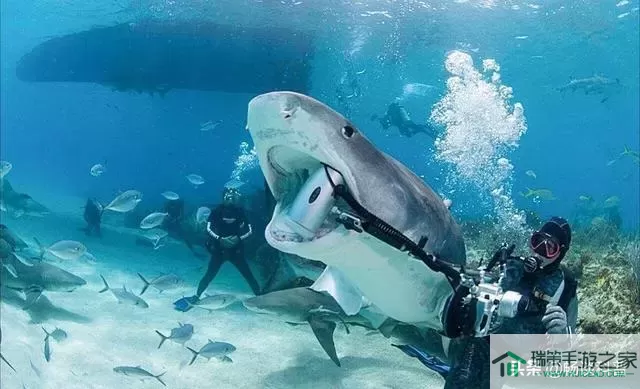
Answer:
[{"left": 265, "top": 146, "right": 350, "bottom": 244}]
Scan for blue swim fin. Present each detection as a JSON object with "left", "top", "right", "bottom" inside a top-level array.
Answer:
[
  {"left": 392, "top": 344, "right": 450, "bottom": 379},
  {"left": 173, "top": 297, "right": 194, "bottom": 312}
]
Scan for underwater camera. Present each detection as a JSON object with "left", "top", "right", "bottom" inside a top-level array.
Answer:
[{"left": 448, "top": 244, "right": 552, "bottom": 337}]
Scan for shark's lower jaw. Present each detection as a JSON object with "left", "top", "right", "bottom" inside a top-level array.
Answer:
[{"left": 264, "top": 146, "right": 346, "bottom": 245}]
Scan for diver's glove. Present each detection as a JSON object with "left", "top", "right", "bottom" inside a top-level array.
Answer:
[{"left": 542, "top": 305, "right": 568, "bottom": 334}]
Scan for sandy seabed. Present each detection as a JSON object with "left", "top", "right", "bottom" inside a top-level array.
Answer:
[{"left": 1, "top": 193, "right": 443, "bottom": 389}]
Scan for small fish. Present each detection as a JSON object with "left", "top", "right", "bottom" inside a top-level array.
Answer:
[
  {"left": 43, "top": 327, "right": 52, "bottom": 362},
  {"left": 104, "top": 190, "right": 143, "bottom": 213},
  {"left": 604, "top": 196, "right": 620, "bottom": 208},
  {"left": 140, "top": 229, "right": 168, "bottom": 249},
  {"left": 99, "top": 275, "right": 149, "bottom": 308},
  {"left": 522, "top": 188, "right": 556, "bottom": 201},
  {"left": 2, "top": 263, "right": 18, "bottom": 278},
  {"left": 621, "top": 146, "right": 640, "bottom": 164},
  {"left": 578, "top": 195, "right": 592, "bottom": 202},
  {"left": 50, "top": 328, "right": 68, "bottom": 342},
  {"left": 137, "top": 273, "right": 182, "bottom": 295},
  {"left": 195, "top": 207, "right": 211, "bottom": 225},
  {"left": 606, "top": 159, "right": 618, "bottom": 166},
  {"left": 515, "top": 35, "right": 529, "bottom": 40},
  {"left": 140, "top": 212, "right": 169, "bottom": 230},
  {"left": 617, "top": 0, "right": 629, "bottom": 7},
  {"left": 186, "top": 340, "right": 236, "bottom": 365},
  {"left": 155, "top": 322, "right": 194, "bottom": 349},
  {"left": 0, "top": 161, "right": 12, "bottom": 178},
  {"left": 525, "top": 170, "right": 537, "bottom": 179},
  {"left": 199, "top": 120, "right": 223, "bottom": 131},
  {"left": 90, "top": 164, "right": 106, "bottom": 177},
  {"left": 36, "top": 239, "right": 87, "bottom": 261},
  {"left": 188, "top": 294, "right": 239, "bottom": 312},
  {"left": 113, "top": 366, "right": 166, "bottom": 386},
  {"left": 186, "top": 174, "right": 205, "bottom": 187},
  {"left": 161, "top": 191, "right": 179, "bottom": 201}
]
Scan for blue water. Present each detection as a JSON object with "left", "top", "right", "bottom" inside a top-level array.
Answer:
[
  {"left": 1, "top": 0, "right": 638, "bottom": 229},
  {"left": 0, "top": 1, "right": 638, "bottom": 388}
]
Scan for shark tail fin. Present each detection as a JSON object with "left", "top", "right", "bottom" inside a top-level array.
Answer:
[
  {"left": 186, "top": 347, "right": 199, "bottom": 365},
  {"left": 98, "top": 275, "right": 109, "bottom": 293},
  {"left": 154, "top": 372, "right": 166, "bottom": 387},
  {"left": 137, "top": 273, "right": 150, "bottom": 295},
  {"left": 155, "top": 330, "right": 169, "bottom": 349}
]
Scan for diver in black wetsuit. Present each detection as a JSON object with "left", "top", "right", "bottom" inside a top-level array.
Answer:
[
  {"left": 82, "top": 198, "right": 103, "bottom": 237},
  {"left": 372, "top": 102, "right": 437, "bottom": 138},
  {"left": 191, "top": 187, "right": 261, "bottom": 298}
]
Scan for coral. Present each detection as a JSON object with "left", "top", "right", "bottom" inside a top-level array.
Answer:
[
  {"left": 623, "top": 238, "right": 640, "bottom": 302},
  {"left": 576, "top": 238, "right": 640, "bottom": 333}
]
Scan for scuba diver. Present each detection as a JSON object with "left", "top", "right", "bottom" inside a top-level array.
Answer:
[
  {"left": 497, "top": 216, "right": 577, "bottom": 335},
  {"left": 175, "top": 187, "right": 261, "bottom": 312},
  {"left": 162, "top": 198, "right": 202, "bottom": 257},
  {"left": 396, "top": 217, "right": 577, "bottom": 383},
  {"left": 371, "top": 101, "right": 437, "bottom": 139}
]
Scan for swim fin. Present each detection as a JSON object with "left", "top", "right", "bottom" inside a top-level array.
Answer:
[
  {"left": 173, "top": 297, "right": 194, "bottom": 312},
  {"left": 392, "top": 344, "right": 450, "bottom": 379}
]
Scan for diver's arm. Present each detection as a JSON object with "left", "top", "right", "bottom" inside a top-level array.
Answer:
[{"left": 206, "top": 222, "right": 220, "bottom": 240}]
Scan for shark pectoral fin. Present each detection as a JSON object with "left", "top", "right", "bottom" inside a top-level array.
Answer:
[
  {"left": 310, "top": 266, "right": 364, "bottom": 315},
  {"left": 308, "top": 317, "right": 340, "bottom": 367}
]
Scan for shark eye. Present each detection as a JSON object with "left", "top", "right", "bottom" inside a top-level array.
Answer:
[{"left": 341, "top": 125, "right": 355, "bottom": 139}]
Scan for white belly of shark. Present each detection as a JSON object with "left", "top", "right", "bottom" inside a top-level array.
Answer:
[{"left": 266, "top": 217, "right": 452, "bottom": 331}]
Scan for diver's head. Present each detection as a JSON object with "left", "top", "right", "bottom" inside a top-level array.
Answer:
[
  {"left": 222, "top": 187, "right": 241, "bottom": 205},
  {"left": 529, "top": 216, "right": 571, "bottom": 268}
]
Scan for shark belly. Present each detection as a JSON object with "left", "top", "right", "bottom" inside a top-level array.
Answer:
[{"left": 267, "top": 223, "right": 453, "bottom": 330}]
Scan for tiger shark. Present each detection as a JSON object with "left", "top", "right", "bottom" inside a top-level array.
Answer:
[{"left": 245, "top": 92, "right": 466, "bottom": 332}]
